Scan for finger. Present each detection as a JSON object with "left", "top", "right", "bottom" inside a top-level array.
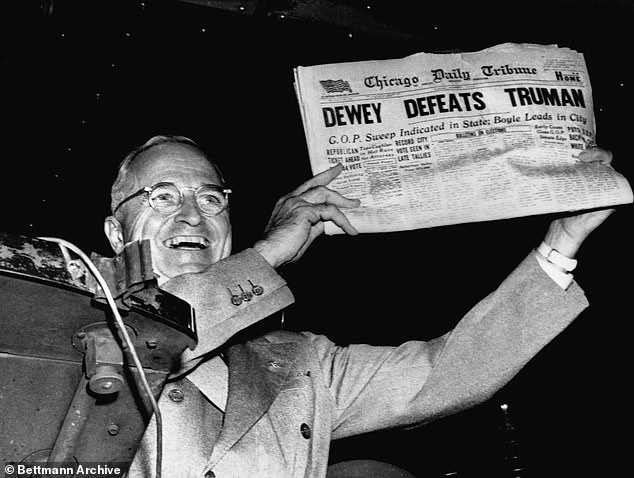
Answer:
[
  {"left": 265, "top": 184, "right": 358, "bottom": 232},
  {"left": 578, "top": 147, "right": 613, "bottom": 165},
  {"left": 300, "top": 185, "right": 361, "bottom": 208},
  {"left": 290, "top": 163, "right": 344, "bottom": 196},
  {"left": 578, "top": 146, "right": 610, "bottom": 161},
  {"left": 308, "top": 203, "right": 359, "bottom": 235}
]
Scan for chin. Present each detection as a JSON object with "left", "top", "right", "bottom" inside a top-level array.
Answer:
[
  {"left": 173, "top": 262, "right": 213, "bottom": 275},
  {"left": 154, "top": 260, "right": 214, "bottom": 283},
  {"left": 155, "top": 247, "right": 218, "bottom": 275}
]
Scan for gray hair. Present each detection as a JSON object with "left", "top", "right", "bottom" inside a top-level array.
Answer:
[{"left": 110, "top": 135, "right": 224, "bottom": 213}]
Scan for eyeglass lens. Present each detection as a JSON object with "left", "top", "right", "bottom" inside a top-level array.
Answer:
[{"left": 149, "top": 183, "right": 227, "bottom": 215}]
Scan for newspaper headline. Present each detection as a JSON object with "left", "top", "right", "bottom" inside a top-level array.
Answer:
[{"left": 294, "top": 43, "right": 632, "bottom": 234}]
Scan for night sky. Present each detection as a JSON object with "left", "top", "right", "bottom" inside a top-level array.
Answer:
[{"left": 2, "top": 0, "right": 633, "bottom": 476}]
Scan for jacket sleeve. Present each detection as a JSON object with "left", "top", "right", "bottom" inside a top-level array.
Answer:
[
  {"left": 304, "top": 252, "right": 589, "bottom": 440},
  {"left": 162, "top": 248, "right": 295, "bottom": 371}
]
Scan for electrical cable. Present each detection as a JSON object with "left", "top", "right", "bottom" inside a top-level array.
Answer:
[{"left": 38, "top": 237, "right": 163, "bottom": 478}]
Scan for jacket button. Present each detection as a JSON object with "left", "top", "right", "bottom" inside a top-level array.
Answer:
[
  {"left": 248, "top": 280, "right": 263, "bottom": 296},
  {"left": 204, "top": 471, "right": 215, "bottom": 478},
  {"left": 300, "top": 423, "right": 311, "bottom": 439},
  {"left": 168, "top": 388, "right": 185, "bottom": 402},
  {"left": 230, "top": 294, "right": 242, "bottom": 306}
]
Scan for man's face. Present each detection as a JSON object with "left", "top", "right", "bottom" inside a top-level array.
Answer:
[{"left": 111, "top": 142, "right": 232, "bottom": 283}]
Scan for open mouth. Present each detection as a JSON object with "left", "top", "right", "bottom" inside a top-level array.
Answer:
[{"left": 164, "top": 236, "right": 210, "bottom": 250}]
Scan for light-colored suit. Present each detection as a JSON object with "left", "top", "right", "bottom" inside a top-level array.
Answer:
[{"left": 129, "top": 250, "right": 588, "bottom": 478}]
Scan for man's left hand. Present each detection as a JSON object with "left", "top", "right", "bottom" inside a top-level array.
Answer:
[{"left": 543, "top": 147, "right": 616, "bottom": 257}]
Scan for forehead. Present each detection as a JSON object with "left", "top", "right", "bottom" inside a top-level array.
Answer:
[{"left": 130, "top": 142, "right": 223, "bottom": 188}]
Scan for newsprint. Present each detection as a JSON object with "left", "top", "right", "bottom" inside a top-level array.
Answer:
[{"left": 294, "top": 43, "right": 633, "bottom": 234}]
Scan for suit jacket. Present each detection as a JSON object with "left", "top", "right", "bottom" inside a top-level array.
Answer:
[{"left": 129, "top": 250, "right": 588, "bottom": 478}]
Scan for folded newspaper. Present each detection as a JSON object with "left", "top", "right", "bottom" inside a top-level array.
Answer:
[{"left": 294, "top": 43, "right": 632, "bottom": 234}]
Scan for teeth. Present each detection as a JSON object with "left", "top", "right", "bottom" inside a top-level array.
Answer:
[{"left": 164, "top": 236, "right": 210, "bottom": 249}]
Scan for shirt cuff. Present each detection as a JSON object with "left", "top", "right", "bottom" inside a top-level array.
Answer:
[{"left": 534, "top": 251, "right": 574, "bottom": 289}]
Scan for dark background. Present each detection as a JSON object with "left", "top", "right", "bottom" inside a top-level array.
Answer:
[{"left": 2, "top": 0, "right": 632, "bottom": 476}]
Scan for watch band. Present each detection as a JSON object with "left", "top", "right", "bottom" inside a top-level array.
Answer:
[{"left": 536, "top": 242, "right": 578, "bottom": 272}]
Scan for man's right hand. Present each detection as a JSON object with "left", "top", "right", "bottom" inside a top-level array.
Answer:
[{"left": 253, "top": 163, "right": 361, "bottom": 268}]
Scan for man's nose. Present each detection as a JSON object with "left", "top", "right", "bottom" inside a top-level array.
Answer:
[{"left": 174, "top": 193, "right": 203, "bottom": 226}]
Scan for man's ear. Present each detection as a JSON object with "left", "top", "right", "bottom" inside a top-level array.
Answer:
[{"left": 104, "top": 216, "right": 125, "bottom": 254}]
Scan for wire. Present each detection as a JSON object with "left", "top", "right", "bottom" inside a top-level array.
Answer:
[{"left": 38, "top": 237, "right": 163, "bottom": 478}]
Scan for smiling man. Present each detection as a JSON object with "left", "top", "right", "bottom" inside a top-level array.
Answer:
[
  {"left": 105, "top": 136, "right": 233, "bottom": 282},
  {"left": 105, "top": 135, "right": 616, "bottom": 478}
]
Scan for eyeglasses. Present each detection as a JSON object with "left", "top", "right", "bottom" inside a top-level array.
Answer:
[{"left": 114, "top": 182, "right": 232, "bottom": 217}]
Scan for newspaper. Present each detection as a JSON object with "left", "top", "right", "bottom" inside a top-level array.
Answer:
[{"left": 294, "top": 43, "right": 632, "bottom": 234}]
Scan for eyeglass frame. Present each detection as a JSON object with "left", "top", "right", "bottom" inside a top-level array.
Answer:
[{"left": 113, "top": 181, "right": 232, "bottom": 217}]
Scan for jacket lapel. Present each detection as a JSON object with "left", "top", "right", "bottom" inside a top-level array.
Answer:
[{"left": 208, "top": 337, "right": 299, "bottom": 466}]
